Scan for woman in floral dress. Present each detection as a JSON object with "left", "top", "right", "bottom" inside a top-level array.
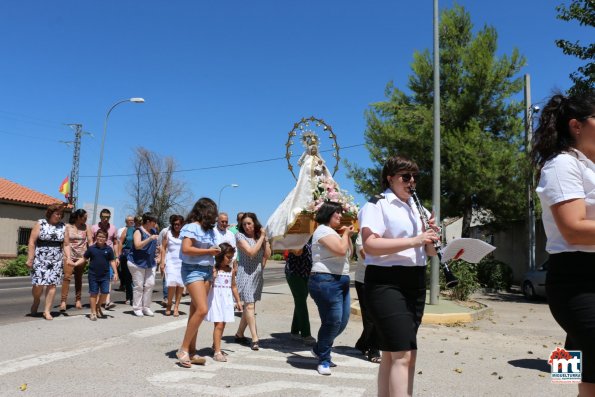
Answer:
[{"left": 26, "top": 203, "right": 71, "bottom": 320}]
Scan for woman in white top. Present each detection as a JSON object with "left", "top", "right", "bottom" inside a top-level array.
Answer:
[
  {"left": 308, "top": 201, "right": 355, "bottom": 376},
  {"left": 160, "top": 214, "right": 184, "bottom": 317},
  {"left": 531, "top": 92, "right": 595, "bottom": 395},
  {"left": 359, "top": 155, "right": 439, "bottom": 397}
]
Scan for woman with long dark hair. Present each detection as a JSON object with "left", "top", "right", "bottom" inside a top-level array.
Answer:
[
  {"left": 60, "top": 208, "right": 92, "bottom": 311},
  {"left": 359, "top": 155, "right": 439, "bottom": 396},
  {"left": 176, "top": 198, "right": 220, "bottom": 368},
  {"left": 160, "top": 214, "right": 185, "bottom": 317},
  {"left": 531, "top": 91, "right": 595, "bottom": 395},
  {"left": 234, "top": 212, "right": 271, "bottom": 351}
]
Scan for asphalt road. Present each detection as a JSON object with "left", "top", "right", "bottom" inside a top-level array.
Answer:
[{"left": 0, "top": 261, "right": 288, "bottom": 326}]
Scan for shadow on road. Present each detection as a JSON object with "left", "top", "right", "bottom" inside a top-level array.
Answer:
[{"left": 508, "top": 358, "right": 549, "bottom": 373}]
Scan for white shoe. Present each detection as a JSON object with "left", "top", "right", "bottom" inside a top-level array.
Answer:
[
  {"left": 317, "top": 362, "right": 331, "bottom": 375},
  {"left": 133, "top": 310, "right": 144, "bottom": 317},
  {"left": 142, "top": 308, "right": 155, "bottom": 317}
]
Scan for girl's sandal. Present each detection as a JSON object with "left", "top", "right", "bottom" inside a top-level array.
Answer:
[
  {"left": 42, "top": 312, "right": 53, "bottom": 321},
  {"left": 213, "top": 352, "right": 227, "bottom": 362},
  {"left": 173, "top": 310, "right": 180, "bottom": 317},
  {"left": 367, "top": 350, "right": 381, "bottom": 364},
  {"left": 164, "top": 310, "right": 171, "bottom": 316},
  {"left": 251, "top": 341, "right": 259, "bottom": 351},
  {"left": 176, "top": 350, "right": 192, "bottom": 368}
]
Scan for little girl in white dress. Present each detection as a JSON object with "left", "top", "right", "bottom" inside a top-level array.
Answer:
[{"left": 206, "top": 243, "right": 242, "bottom": 362}]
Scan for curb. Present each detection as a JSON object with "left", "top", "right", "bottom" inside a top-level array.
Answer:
[{"left": 350, "top": 301, "right": 493, "bottom": 325}]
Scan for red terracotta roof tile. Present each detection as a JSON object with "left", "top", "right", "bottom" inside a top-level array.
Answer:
[{"left": 0, "top": 177, "right": 66, "bottom": 207}]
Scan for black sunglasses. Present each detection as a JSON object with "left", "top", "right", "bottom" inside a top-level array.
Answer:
[{"left": 398, "top": 173, "right": 418, "bottom": 182}]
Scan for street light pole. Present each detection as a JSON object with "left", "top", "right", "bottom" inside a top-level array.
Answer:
[
  {"left": 429, "top": 0, "right": 441, "bottom": 305},
  {"left": 91, "top": 97, "right": 145, "bottom": 224},
  {"left": 218, "top": 184, "right": 239, "bottom": 210}
]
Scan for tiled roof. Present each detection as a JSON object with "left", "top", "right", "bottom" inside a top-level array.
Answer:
[{"left": 0, "top": 177, "right": 66, "bottom": 207}]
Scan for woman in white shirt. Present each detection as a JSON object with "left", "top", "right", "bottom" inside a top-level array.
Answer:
[
  {"left": 308, "top": 201, "right": 355, "bottom": 376},
  {"left": 532, "top": 92, "right": 595, "bottom": 395},
  {"left": 359, "top": 155, "right": 439, "bottom": 397}
]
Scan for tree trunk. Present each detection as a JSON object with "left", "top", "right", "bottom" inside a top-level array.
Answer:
[{"left": 461, "top": 205, "right": 473, "bottom": 238}]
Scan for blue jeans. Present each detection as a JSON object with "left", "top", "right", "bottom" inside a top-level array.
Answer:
[{"left": 308, "top": 273, "right": 350, "bottom": 364}]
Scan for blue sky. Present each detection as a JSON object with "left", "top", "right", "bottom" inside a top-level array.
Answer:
[{"left": 0, "top": 1, "right": 590, "bottom": 228}]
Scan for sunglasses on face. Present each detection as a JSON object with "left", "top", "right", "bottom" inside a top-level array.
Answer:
[{"left": 397, "top": 173, "right": 418, "bottom": 182}]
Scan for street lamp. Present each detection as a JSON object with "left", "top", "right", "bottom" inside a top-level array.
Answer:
[
  {"left": 91, "top": 97, "right": 145, "bottom": 224},
  {"left": 218, "top": 184, "right": 239, "bottom": 210}
]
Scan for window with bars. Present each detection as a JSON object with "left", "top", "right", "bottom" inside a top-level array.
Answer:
[{"left": 17, "top": 227, "right": 32, "bottom": 246}]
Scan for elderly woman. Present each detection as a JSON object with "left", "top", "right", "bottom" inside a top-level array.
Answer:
[
  {"left": 26, "top": 203, "right": 71, "bottom": 320},
  {"left": 308, "top": 201, "right": 355, "bottom": 376},
  {"left": 60, "top": 209, "right": 92, "bottom": 311},
  {"left": 359, "top": 155, "right": 439, "bottom": 396},
  {"left": 234, "top": 212, "right": 271, "bottom": 351},
  {"left": 531, "top": 92, "right": 595, "bottom": 396},
  {"left": 126, "top": 212, "right": 159, "bottom": 317}
]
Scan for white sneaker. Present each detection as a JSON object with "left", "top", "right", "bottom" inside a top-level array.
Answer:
[
  {"left": 133, "top": 310, "right": 144, "bottom": 317},
  {"left": 142, "top": 308, "right": 155, "bottom": 317},
  {"left": 317, "top": 362, "right": 331, "bottom": 375}
]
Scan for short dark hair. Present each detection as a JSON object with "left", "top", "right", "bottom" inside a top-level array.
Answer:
[
  {"left": 381, "top": 155, "right": 419, "bottom": 190},
  {"left": 238, "top": 212, "right": 263, "bottom": 239},
  {"left": 142, "top": 212, "right": 158, "bottom": 224},
  {"left": 45, "top": 203, "right": 65, "bottom": 220},
  {"left": 95, "top": 229, "right": 108, "bottom": 238},
  {"left": 100, "top": 208, "right": 111, "bottom": 216},
  {"left": 68, "top": 208, "right": 87, "bottom": 224},
  {"left": 315, "top": 201, "right": 344, "bottom": 224}
]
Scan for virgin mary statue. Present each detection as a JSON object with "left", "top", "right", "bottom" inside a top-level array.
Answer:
[{"left": 265, "top": 131, "right": 336, "bottom": 250}]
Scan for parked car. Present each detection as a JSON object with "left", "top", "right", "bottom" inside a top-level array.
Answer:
[{"left": 522, "top": 260, "right": 548, "bottom": 299}]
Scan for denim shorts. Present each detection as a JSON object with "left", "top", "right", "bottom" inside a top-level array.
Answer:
[
  {"left": 181, "top": 263, "right": 213, "bottom": 286},
  {"left": 88, "top": 273, "right": 110, "bottom": 295}
]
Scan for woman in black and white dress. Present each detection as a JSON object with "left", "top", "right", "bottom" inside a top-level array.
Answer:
[
  {"left": 26, "top": 203, "right": 71, "bottom": 321},
  {"left": 531, "top": 91, "right": 595, "bottom": 396}
]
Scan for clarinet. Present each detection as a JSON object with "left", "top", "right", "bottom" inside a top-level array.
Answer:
[{"left": 409, "top": 188, "right": 459, "bottom": 288}]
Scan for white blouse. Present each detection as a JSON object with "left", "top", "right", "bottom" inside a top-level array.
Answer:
[
  {"left": 358, "top": 188, "right": 429, "bottom": 267},
  {"left": 536, "top": 149, "right": 595, "bottom": 253}
]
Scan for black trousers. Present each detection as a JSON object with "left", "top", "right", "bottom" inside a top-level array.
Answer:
[
  {"left": 354, "top": 281, "right": 378, "bottom": 354},
  {"left": 119, "top": 251, "right": 133, "bottom": 303},
  {"left": 547, "top": 252, "right": 595, "bottom": 383}
]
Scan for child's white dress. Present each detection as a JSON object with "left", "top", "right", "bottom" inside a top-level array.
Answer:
[{"left": 206, "top": 270, "right": 235, "bottom": 323}]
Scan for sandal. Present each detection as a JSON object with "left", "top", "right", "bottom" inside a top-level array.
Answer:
[
  {"left": 30, "top": 302, "right": 39, "bottom": 315},
  {"left": 190, "top": 354, "right": 206, "bottom": 365},
  {"left": 59, "top": 302, "right": 66, "bottom": 312},
  {"left": 96, "top": 307, "right": 104, "bottom": 318},
  {"left": 176, "top": 350, "right": 192, "bottom": 368},
  {"left": 173, "top": 310, "right": 180, "bottom": 317},
  {"left": 89, "top": 313, "right": 97, "bottom": 321},
  {"left": 75, "top": 301, "right": 83, "bottom": 310},
  {"left": 42, "top": 312, "right": 53, "bottom": 321},
  {"left": 164, "top": 310, "right": 171, "bottom": 316},
  {"left": 213, "top": 352, "right": 227, "bottom": 362},
  {"left": 211, "top": 345, "right": 228, "bottom": 355},
  {"left": 234, "top": 334, "right": 249, "bottom": 345},
  {"left": 367, "top": 350, "right": 381, "bottom": 364},
  {"left": 251, "top": 341, "right": 259, "bottom": 351}
]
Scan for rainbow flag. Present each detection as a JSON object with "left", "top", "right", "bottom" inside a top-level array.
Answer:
[{"left": 58, "top": 176, "right": 70, "bottom": 198}]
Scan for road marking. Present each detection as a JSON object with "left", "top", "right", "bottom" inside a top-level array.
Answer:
[
  {"left": 0, "top": 336, "right": 126, "bottom": 377},
  {"left": 147, "top": 374, "right": 366, "bottom": 397},
  {"left": 197, "top": 362, "right": 374, "bottom": 380},
  {"left": 0, "top": 320, "right": 190, "bottom": 377},
  {"left": 248, "top": 352, "right": 376, "bottom": 369}
]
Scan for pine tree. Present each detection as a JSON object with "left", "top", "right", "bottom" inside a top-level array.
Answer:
[{"left": 348, "top": 5, "right": 526, "bottom": 236}]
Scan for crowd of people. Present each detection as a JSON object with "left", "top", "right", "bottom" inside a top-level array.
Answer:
[{"left": 22, "top": 90, "right": 595, "bottom": 396}]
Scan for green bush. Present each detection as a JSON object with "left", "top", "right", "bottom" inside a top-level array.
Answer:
[
  {"left": 1, "top": 246, "right": 30, "bottom": 277},
  {"left": 477, "top": 257, "right": 513, "bottom": 291},
  {"left": 270, "top": 253, "right": 285, "bottom": 261},
  {"left": 445, "top": 260, "right": 480, "bottom": 301}
]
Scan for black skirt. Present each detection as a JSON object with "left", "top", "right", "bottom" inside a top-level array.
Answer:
[
  {"left": 547, "top": 252, "right": 595, "bottom": 383},
  {"left": 364, "top": 265, "right": 426, "bottom": 352}
]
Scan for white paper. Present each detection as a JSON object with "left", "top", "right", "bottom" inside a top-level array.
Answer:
[{"left": 440, "top": 238, "right": 496, "bottom": 264}]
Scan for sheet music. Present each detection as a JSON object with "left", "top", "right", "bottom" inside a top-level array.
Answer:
[{"left": 440, "top": 238, "right": 496, "bottom": 264}]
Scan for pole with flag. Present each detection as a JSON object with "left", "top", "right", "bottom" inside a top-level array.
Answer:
[{"left": 59, "top": 176, "right": 71, "bottom": 203}]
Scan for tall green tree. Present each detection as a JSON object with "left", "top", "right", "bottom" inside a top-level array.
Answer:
[
  {"left": 555, "top": 0, "right": 595, "bottom": 95},
  {"left": 347, "top": 5, "right": 526, "bottom": 236}
]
